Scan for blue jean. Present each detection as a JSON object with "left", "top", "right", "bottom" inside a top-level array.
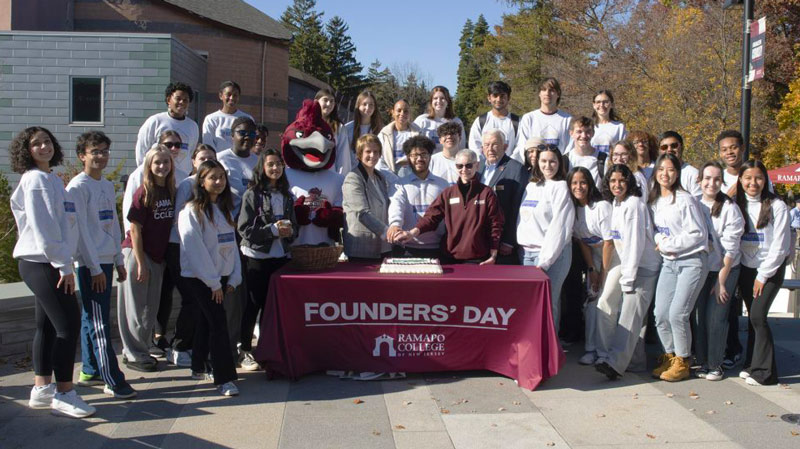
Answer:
[
  {"left": 520, "top": 243, "right": 573, "bottom": 334},
  {"left": 77, "top": 264, "right": 126, "bottom": 387},
  {"left": 694, "top": 265, "right": 741, "bottom": 369},
  {"left": 654, "top": 253, "right": 708, "bottom": 358}
]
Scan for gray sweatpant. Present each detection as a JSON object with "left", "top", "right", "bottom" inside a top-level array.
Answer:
[{"left": 118, "top": 248, "right": 165, "bottom": 363}]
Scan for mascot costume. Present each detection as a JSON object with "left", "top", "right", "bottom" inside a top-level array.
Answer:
[{"left": 282, "top": 100, "right": 345, "bottom": 245}]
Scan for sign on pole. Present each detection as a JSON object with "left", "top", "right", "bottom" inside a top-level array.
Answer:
[{"left": 749, "top": 16, "right": 766, "bottom": 82}]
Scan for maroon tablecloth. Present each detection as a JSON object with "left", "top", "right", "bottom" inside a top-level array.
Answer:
[{"left": 253, "top": 263, "right": 564, "bottom": 390}]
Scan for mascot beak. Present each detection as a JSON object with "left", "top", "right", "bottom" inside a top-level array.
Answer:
[{"left": 289, "top": 131, "right": 335, "bottom": 169}]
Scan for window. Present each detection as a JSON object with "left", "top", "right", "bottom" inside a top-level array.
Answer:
[{"left": 70, "top": 77, "right": 104, "bottom": 124}]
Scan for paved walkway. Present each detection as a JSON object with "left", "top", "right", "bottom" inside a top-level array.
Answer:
[{"left": 0, "top": 316, "right": 799, "bottom": 449}]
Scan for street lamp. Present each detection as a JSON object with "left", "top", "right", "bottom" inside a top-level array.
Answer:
[{"left": 724, "top": 0, "right": 754, "bottom": 160}]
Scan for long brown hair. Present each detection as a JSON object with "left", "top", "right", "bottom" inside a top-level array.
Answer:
[
  {"left": 426, "top": 86, "right": 455, "bottom": 120},
  {"left": 315, "top": 88, "right": 341, "bottom": 133},
  {"left": 141, "top": 145, "right": 175, "bottom": 209},
  {"left": 191, "top": 160, "right": 234, "bottom": 228},
  {"left": 629, "top": 130, "right": 658, "bottom": 166},
  {"left": 698, "top": 161, "right": 731, "bottom": 218},
  {"left": 352, "top": 90, "right": 383, "bottom": 150}
]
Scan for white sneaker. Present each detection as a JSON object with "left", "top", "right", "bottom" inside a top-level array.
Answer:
[
  {"left": 706, "top": 369, "right": 724, "bottom": 381},
  {"left": 739, "top": 370, "right": 751, "bottom": 379},
  {"left": 240, "top": 351, "right": 260, "bottom": 371},
  {"left": 29, "top": 383, "right": 56, "bottom": 409},
  {"left": 167, "top": 349, "right": 192, "bottom": 368},
  {"left": 578, "top": 352, "right": 598, "bottom": 366},
  {"left": 745, "top": 376, "right": 763, "bottom": 386},
  {"left": 51, "top": 390, "right": 96, "bottom": 418},
  {"left": 218, "top": 381, "right": 239, "bottom": 396}
]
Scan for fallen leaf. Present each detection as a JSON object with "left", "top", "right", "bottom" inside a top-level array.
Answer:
[
  {"left": 512, "top": 401, "right": 521, "bottom": 405},
  {"left": 372, "top": 430, "right": 381, "bottom": 436},
  {"left": 596, "top": 413, "right": 606, "bottom": 418},
  {"left": 440, "top": 408, "right": 450, "bottom": 414},
  {"left": 790, "top": 431, "right": 799, "bottom": 436},
  {"left": 498, "top": 407, "right": 506, "bottom": 412},
  {"left": 353, "top": 399, "right": 364, "bottom": 404},
  {"left": 499, "top": 382, "right": 504, "bottom": 386},
  {"left": 646, "top": 434, "right": 656, "bottom": 439},
  {"left": 394, "top": 425, "right": 406, "bottom": 430},
  {"left": 724, "top": 401, "right": 733, "bottom": 405},
  {"left": 767, "top": 414, "right": 777, "bottom": 418},
  {"left": 706, "top": 410, "right": 717, "bottom": 415},
  {"left": 690, "top": 395, "right": 699, "bottom": 400},
  {"left": 689, "top": 391, "right": 699, "bottom": 397},
  {"left": 546, "top": 443, "right": 556, "bottom": 447},
  {"left": 666, "top": 393, "right": 675, "bottom": 398},
  {"left": 402, "top": 401, "right": 412, "bottom": 406},
  {"left": 689, "top": 408, "right": 696, "bottom": 412}
]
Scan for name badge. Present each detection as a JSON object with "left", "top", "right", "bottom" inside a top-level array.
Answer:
[
  {"left": 610, "top": 230, "right": 621, "bottom": 240},
  {"left": 495, "top": 185, "right": 504, "bottom": 191},
  {"left": 474, "top": 199, "right": 486, "bottom": 205},
  {"left": 64, "top": 201, "right": 76, "bottom": 213},
  {"left": 449, "top": 197, "right": 460, "bottom": 205}
]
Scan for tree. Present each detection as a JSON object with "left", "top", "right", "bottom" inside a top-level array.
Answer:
[
  {"left": 281, "top": 0, "right": 329, "bottom": 80},
  {"left": 455, "top": 15, "right": 498, "bottom": 123},
  {"left": 325, "top": 16, "right": 364, "bottom": 98},
  {"left": 364, "top": 60, "right": 430, "bottom": 125},
  {"left": 763, "top": 60, "right": 800, "bottom": 174}
]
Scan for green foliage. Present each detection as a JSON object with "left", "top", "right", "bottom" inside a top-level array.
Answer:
[
  {"left": 0, "top": 171, "right": 20, "bottom": 283},
  {"left": 325, "top": 16, "right": 365, "bottom": 98},
  {"left": 364, "top": 60, "right": 430, "bottom": 124},
  {"left": 281, "top": 0, "right": 329, "bottom": 80},
  {"left": 455, "top": 15, "right": 499, "bottom": 124}
]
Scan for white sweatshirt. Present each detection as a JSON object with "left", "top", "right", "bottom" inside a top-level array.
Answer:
[
  {"left": 11, "top": 170, "right": 79, "bottom": 276},
  {"left": 413, "top": 115, "right": 467, "bottom": 151},
  {"left": 286, "top": 168, "right": 344, "bottom": 246},
  {"left": 388, "top": 172, "right": 449, "bottom": 249},
  {"left": 699, "top": 196, "right": 744, "bottom": 272},
  {"left": 513, "top": 109, "right": 572, "bottom": 159},
  {"left": 680, "top": 162, "right": 702, "bottom": 197},
  {"left": 66, "top": 172, "right": 123, "bottom": 274},
  {"left": 218, "top": 149, "right": 259, "bottom": 217},
  {"left": 611, "top": 194, "right": 661, "bottom": 291},
  {"left": 516, "top": 179, "right": 575, "bottom": 270},
  {"left": 651, "top": 190, "right": 708, "bottom": 260},
  {"left": 565, "top": 148, "right": 602, "bottom": 186},
  {"left": 740, "top": 195, "right": 791, "bottom": 283},
  {"left": 574, "top": 200, "right": 615, "bottom": 270},
  {"left": 634, "top": 170, "right": 649, "bottom": 202},
  {"left": 201, "top": 109, "right": 253, "bottom": 152},
  {"left": 429, "top": 152, "right": 459, "bottom": 185},
  {"left": 135, "top": 111, "right": 198, "bottom": 174},
  {"left": 564, "top": 121, "right": 627, "bottom": 154},
  {"left": 169, "top": 175, "right": 197, "bottom": 244},
  {"left": 178, "top": 203, "right": 241, "bottom": 290},
  {"left": 467, "top": 113, "right": 518, "bottom": 157}
]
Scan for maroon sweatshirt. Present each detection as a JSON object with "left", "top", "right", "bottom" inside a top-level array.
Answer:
[{"left": 415, "top": 177, "right": 504, "bottom": 261}]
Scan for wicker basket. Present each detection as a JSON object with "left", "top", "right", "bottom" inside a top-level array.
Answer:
[{"left": 289, "top": 245, "right": 344, "bottom": 271}]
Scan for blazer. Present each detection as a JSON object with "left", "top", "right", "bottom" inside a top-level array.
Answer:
[
  {"left": 479, "top": 154, "right": 529, "bottom": 248},
  {"left": 342, "top": 164, "right": 392, "bottom": 259},
  {"left": 377, "top": 121, "right": 422, "bottom": 173}
]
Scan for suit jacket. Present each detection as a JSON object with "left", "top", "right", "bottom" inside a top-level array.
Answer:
[
  {"left": 479, "top": 154, "right": 529, "bottom": 248},
  {"left": 342, "top": 164, "right": 392, "bottom": 259}
]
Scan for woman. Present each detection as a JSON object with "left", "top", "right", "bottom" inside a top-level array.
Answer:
[
  {"left": 628, "top": 130, "right": 657, "bottom": 180},
  {"left": 10, "top": 127, "right": 95, "bottom": 418},
  {"left": 522, "top": 137, "right": 543, "bottom": 175},
  {"left": 516, "top": 144, "right": 574, "bottom": 334},
  {"left": 237, "top": 148, "right": 297, "bottom": 370},
  {"left": 649, "top": 153, "right": 709, "bottom": 382},
  {"left": 589, "top": 90, "right": 626, "bottom": 153},
  {"left": 343, "top": 134, "right": 392, "bottom": 261},
  {"left": 178, "top": 160, "right": 241, "bottom": 396},
  {"left": 377, "top": 99, "right": 422, "bottom": 176},
  {"left": 315, "top": 88, "right": 341, "bottom": 135},
  {"left": 568, "top": 167, "right": 614, "bottom": 365},
  {"left": 694, "top": 162, "right": 744, "bottom": 381},
  {"left": 609, "top": 140, "right": 648, "bottom": 200},
  {"left": 413, "top": 86, "right": 466, "bottom": 149},
  {"left": 336, "top": 90, "right": 383, "bottom": 175},
  {"left": 735, "top": 160, "right": 790, "bottom": 386},
  {"left": 594, "top": 164, "right": 661, "bottom": 379}
]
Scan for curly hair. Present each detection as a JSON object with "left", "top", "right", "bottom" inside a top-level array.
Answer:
[
  {"left": 75, "top": 130, "right": 111, "bottom": 156},
  {"left": 8, "top": 126, "right": 64, "bottom": 174},
  {"left": 165, "top": 82, "right": 193, "bottom": 102}
]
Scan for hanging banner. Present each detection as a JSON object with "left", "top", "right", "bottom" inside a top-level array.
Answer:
[{"left": 749, "top": 16, "right": 766, "bottom": 82}]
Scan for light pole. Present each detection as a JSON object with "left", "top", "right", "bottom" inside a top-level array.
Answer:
[{"left": 724, "top": 0, "right": 754, "bottom": 160}]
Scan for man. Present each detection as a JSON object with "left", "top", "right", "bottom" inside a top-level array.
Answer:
[
  {"left": 513, "top": 77, "right": 572, "bottom": 161},
  {"left": 135, "top": 82, "right": 198, "bottom": 175},
  {"left": 717, "top": 130, "right": 744, "bottom": 194},
  {"left": 467, "top": 81, "right": 520, "bottom": 155},
  {"left": 202, "top": 81, "right": 254, "bottom": 153},
  {"left": 658, "top": 130, "right": 702, "bottom": 197},
  {"left": 565, "top": 116, "right": 606, "bottom": 185},
  {"left": 386, "top": 136, "right": 449, "bottom": 258},
  {"left": 479, "top": 129, "right": 529, "bottom": 264},
  {"left": 429, "top": 121, "right": 463, "bottom": 185},
  {"left": 218, "top": 117, "right": 259, "bottom": 218}
]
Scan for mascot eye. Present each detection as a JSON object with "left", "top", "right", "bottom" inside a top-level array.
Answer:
[
  {"left": 327, "top": 133, "right": 333, "bottom": 140},
  {"left": 295, "top": 131, "right": 304, "bottom": 139}
]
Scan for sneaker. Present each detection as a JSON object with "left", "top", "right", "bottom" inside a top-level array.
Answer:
[
  {"left": 218, "top": 381, "right": 239, "bottom": 396},
  {"left": 578, "top": 351, "right": 598, "bottom": 366},
  {"left": 722, "top": 353, "right": 741, "bottom": 370},
  {"left": 652, "top": 353, "right": 675, "bottom": 379},
  {"left": 103, "top": 382, "right": 138, "bottom": 399},
  {"left": 660, "top": 356, "right": 690, "bottom": 382},
  {"left": 192, "top": 371, "right": 214, "bottom": 381},
  {"left": 739, "top": 370, "right": 751, "bottom": 379},
  {"left": 745, "top": 376, "right": 763, "bottom": 386},
  {"left": 123, "top": 357, "right": 157, "bottom": 373},
  {"left": 149, "top": 345, "right": 166, "bottom": 358},
  {"left": 28, "top": 383, "right": 56, "bottom": 409},
  {"left": 595, "top": 361, "right": 621, "bottom": 380},
  {"left": 51, "top": 390, "right": 96, "bottom": 418},
  {"left": 77, "top": 372, "right": 104, "bottom": 387},
  {"left": 706, "top": 368, "right": 724, "bottom": 381},
  {"left": 695, "top": 366, "right": 708, "bottom": 379},
  {"left": 167, "top": 349, "right": 192, "bottom": 368},
  {"left": 239, "top": 351, "right": 260, "bottom": 372}
]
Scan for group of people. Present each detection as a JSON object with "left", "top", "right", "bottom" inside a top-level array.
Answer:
[{"left": 8, "top": 76, "right": 791, "bottom": 420}]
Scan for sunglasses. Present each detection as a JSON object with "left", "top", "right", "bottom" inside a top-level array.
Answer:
[
  {"left": 236, "top": 130, "right": 256, "bottom": 138},
  {"left": 660, "top": 142, "right": 680, "bottom": 151},
  {"left": 455, "top": 163, "right": 474, "bottom": 170},
  {"left": 163, "top": 142, "right": 181, "bottom": 149}
]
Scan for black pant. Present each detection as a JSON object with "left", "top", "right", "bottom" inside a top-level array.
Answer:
[
  {"left": 725, "top": 289, "right": 744, "bottom": 358},
  {"left": 739, "top": 264, "right": 784, "bottom": 385},
  {"left": 165, "top": 243, "right": 195, "bottom": 351},
  {"left": 19, "top": 260, "right": 80, "bottom": 382},
  {"left": 560, "top": 242, "right": 586, "bottom": 341},
  {"left": 186, "top": 277, "right": 237, "bottom": 385},
  {"left": 240, "top": 257, "right": 288, "bottom": 351},
  {"left": 155, "top": 246, "right": 175, "bottom": 338}
]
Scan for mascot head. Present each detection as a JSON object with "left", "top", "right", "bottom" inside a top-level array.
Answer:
[{"left": 281, "top": 99, "right": 336, "bottom": 171}]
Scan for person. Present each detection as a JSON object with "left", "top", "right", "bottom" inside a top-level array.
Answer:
[
  {"left": 522, "top": 137, "right": 544, "bottom": 175},
  {"left": 202, "top": 80, "right": 254, "bottom": 152},
  {"left": 336, "top": 90, "right": 383, "bottom": 176},
  {"left": 135, "top": 82, "right": 198, "bottom": 175},
  {"left": 649, "top": 153, "right": 709, "bottom": 382},
  {"left": 658, "top": 130, "right": 701, "bottom": 197},
  {"left": 468, "top": 81, "right": 520, "bottom": 155},
  {"left": 791, "top": 199, "right": 800, "bottom": 249},
  {"left": 316, "top": 88, "right": 342, "bottom": 135},
  {"left": 588, "top": 90, "right": 626, "bottom": 153},
  {"left": 66, "top": 131, "right": 137, "bottom": 399},
  {"left": 178, "top": 160, "right": 241, "bottom": 396},
  {"left": 428, "top": 121, "right": 463, "bottom": 185},
  {"left": 516, "top": 144, "right": 574, "bottom": 333},
  {"left": 377, "top": 99, "right": 422, "bottom": 176},
  {"left": 594, "top": 164, "right": 661, "bottom": 380},
  {"left": 10, "top": 127, "right": 96, "bottom": 418},
  {"left": 479, "top": 129, "right": 529, "bottom": 264},
  {"left": 609, "top": 140, "right": 648, "bottom": 200},
  {"left": 343, "top": 134, "right": 392, "bottom": 261},
  {"left": 237, "top": 149, "right": 296, "bottom": 371},
  {"left": 118, "top": 145, "right": 175, "bottom": 373},
  {"left": 513, "top": 77, "right": 572, "bottom": 160},
  {"left": 253, "top": 123, "right": 270, "bottom": 156},
  {"left": 735, "top": 160, "right": 790, "bottom": 386},
  {"left": 564, "top": 116, "right": 606, "bottom": 185},
  {"left": 165, "top": 144, "right": 218, "bottom": 367},
  {"left": 717, "top": 130, "right": 745, "bottom": 195},
  {"left": 399, "top": 149, "right": 504, "bottom": 264},
  {"left": 567, "top": 167, "right": 614, "bottom": 366},
  {"left": 386, "top": 136, "right": 449, "bottom": 258},
  {"left": 218, "top": 117, "right": 259, "bottom": 218},
  {"left": 629, "top": 130, "right": 657, "bottom": 180},
  {"left": 694, "top": 162, "right": 744, "bottom": 381},
  {"left": 413, "top": 86, "right": 466, "bottom": 149}
]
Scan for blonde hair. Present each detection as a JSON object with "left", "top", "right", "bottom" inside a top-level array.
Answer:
[
  {"left": 355, "top": 134, "right": 382, "bottom": 161},
  {"left": 141, "top": 144, "right": 176, "bottom": 209}
]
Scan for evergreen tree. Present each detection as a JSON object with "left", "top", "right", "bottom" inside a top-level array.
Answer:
[
  {"left": 454, "top": 19, "right": 475, "bottom": 120},
  {"left": 455, "top": 15, "right": 498, "bottom": 123},
  {"left": 325, "top": 16, "right": 364, "bottom": 98},
  {"left": 281, "top": 0, "right": 328, "bottom": 80}
]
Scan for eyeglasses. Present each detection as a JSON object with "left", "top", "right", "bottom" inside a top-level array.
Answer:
[
  {"left": 660, "top": 142, "right": 680, "bottom": 151},
  {"left": 163, "top": 142, "right": 181, "bottom": 149},
  {"left": 236, "top": 130, "right": 256, "bottom": 138},
  {"left": 455, "top": 163, "right": 474, "bottom": 170},
  {"left": 408, "top": 152, "right": 430, "bottom": 159},
  {"left": 89, "top": 149, "right": 110, "bottom": 156},
  {"left": 631, "top": 140, "right": 646, "bottom": 146}
]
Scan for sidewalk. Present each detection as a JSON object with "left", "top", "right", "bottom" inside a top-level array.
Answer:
[{"left": 0, "top": 316, "right": 798, "bottom": 449}]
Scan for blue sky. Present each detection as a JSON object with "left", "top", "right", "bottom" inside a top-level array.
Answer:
[{"left": 250, "top": 0, "right": 518, "bottom": 91}]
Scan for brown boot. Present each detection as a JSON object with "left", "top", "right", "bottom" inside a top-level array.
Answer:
[
  {"left": 651, "top": 353, "right": 675, "bottom": 379},
  {"left": 660, "top": 356, "right": 690, "bottom": 382}
]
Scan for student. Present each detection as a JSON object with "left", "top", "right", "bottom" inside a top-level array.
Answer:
[
  {"left": 565, "top": 116, "right": 606, "bottom": 185},
  {"left": 522, "top": 137, "right": 544, "bottom": 175},
  {"left": 413, "top": 86, "right": 466, "bottom": 149},
  {"left": 336, "top": 90, "right": 383, "bottom": 176},
  {"left": 629, "top": 130, "right": 658, "bottom": 180},
  {"left": 10, "top": 127, "right": 95, "bottom": 418},
  {"left": 516, "top": 145, "right": 575, "bottom": 334},
  {"left": 66, "top": 131, "right": 137, "bottom": 399},
  {"left": 316, "top": 88, "right": 342, "bottom": 135},
  {"left": 468, "top": 81, "right": 519, "bottom": 155},
  {"left": 237, "top": 149, "right": 296, "bottom": 370},
  {"left": 135, "top": 82, "right": 198, "bottom": 175},
  {"left": 649, "top": 153, "right": 709, "bottom": 382},
  {"left": 590, "top": 90, "right": 626, "bottom": 152},
  {"left": 218, "top": 117, "right": 259, "bottom": 218},
  {"left": 428, "top": 121, "right": 463, "bottom": 185},
  {"left": 609, "top": 140, "right": 648, "bottom": 200},
  {"left": 567, "top": 167, "right": 614, "bottom": 366},
  {"left": 253, "top": 123, "right": 270, "bottom": 156},
  {"left": 178, "top": 160, "right": 241, "bottom": 396},
  {"left": 202, "top": 80, "right": 254, "bottom": 152},
  {"left": 118, "top": 145, "right": 176, "bottom": 372},
  {"left": 658, "top": 130, "right": 701, "bottom": 197},
  {"left": 735, "top": 160, "right": 790, "bottom": 386},
  {"left": 717, "top": 130, "right": 745, "bottom": 194},
  {"left": 694, "top": 162, "right": 744, "bottom": 381},
  {"left": 377, "top": 99, "right": 422, "bottom": 176},
  {"left": 594, "top": 164, "right": 661, "bottom": 380},
  {"left": 514, "top": 78, "right": 572, "bottom": 159}
]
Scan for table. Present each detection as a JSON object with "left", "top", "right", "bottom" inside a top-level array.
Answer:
[{"left": 253, "top": 263, "right": 564, "bottom": 390}]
